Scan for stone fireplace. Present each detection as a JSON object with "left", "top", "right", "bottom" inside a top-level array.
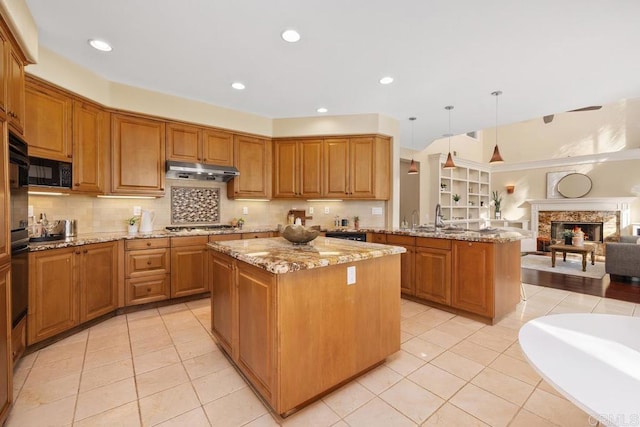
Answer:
[{"left": 529, "top": 198, "right": 635, "bottom": 254}]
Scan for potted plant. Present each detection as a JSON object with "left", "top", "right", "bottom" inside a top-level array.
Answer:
[
  {"left": 353, "top": 216, "right": 360, "bottom": 229},
  {"left": 491, "top": 191, "right": 502, "bottom": 219},
  {"left": 562, "top": 229, "right": 574, "bottom": 245},
  {"left": 126, "top": 216, "right": 139, "bottom": 234},
  {"left": 452, "top": 194, "right": 461, "bottom": 205},
  {"left": 440, "top": 183, "right": 447, "bottom": 192},
  {"left": 237, "top": 217, "right": 245, "bottom": 229}
]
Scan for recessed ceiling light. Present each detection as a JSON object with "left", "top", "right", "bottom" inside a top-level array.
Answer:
[
  {"left": 317, "top": 107, "right": 328, "bottom": 113},
  {"left": 281, "top": 29, "right": 301, "bottom": 43},
  {"left": 231, "top": 82, "right": 246, "bottom": 90},
  {"left": 379, "top": 76, "right": 394, "bottom": 85},
  {"left": 88, "top": 39, "right": 112, "bottom": 52}
]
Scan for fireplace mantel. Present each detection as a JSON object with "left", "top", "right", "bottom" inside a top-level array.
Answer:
[{"left": 528, "top": 197, "right": 636, "bottom": 237}]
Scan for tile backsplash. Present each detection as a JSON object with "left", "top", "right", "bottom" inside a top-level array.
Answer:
[
  {"left": 28, "top": 180, "right": 388, "bottom": 233},
  {"left": 171, "top": 186, "right": 220, "bottom": 224}
]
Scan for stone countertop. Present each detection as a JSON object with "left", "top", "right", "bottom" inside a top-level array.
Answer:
[
  {"left": 207, "top": 237, "right": 406, "bottom": 274},
  {"left": 328, "top": 227, "right": 530, "bottom": 243},
  {"left": 27, "top": 227, "right": 278, "bottom": 251}
]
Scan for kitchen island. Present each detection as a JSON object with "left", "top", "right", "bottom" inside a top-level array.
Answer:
[{"left": 207, "top": 237, "right": 405, "bottom": 417}]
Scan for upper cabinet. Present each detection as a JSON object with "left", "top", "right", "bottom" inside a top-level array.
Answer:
[
  {"left": 323, "top": 135, "right": 390, "bottom": 200},
  {"left": 111, "top": 113, "right": 166, "bottom": 196},
  {"left": 73, "top": 100, "right": 109, "bottom": 193},
  {"left": 166, "top": 123, "right": 233, "bottom": 166},
  {"left": 0, "top": 21, "right": 26, "bottom": 136},
  {"left": 227, "top": 135, "right": 271, "bottom": 199},
  {"left": 273, "top": 138, "right": 323, "bottom": 199},
  {"left": 24, "top": 78, "right": 73, "bottom": 161}
]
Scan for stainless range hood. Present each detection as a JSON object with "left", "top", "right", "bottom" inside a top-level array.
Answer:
[{"left": 165, "top": 161, "right": 239, "bottom": 182}]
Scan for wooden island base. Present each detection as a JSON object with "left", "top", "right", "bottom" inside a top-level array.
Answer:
[{"left": 209, "top": 250, "right": 401, "bottom": 417}]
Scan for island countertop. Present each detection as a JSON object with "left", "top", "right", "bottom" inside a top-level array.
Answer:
[{"left": 207, "top": 236, "right": 406, "bottom": 274}]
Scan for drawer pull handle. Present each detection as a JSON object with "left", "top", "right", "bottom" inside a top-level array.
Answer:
[
  {"left": 147, "top": 261, "right": 152, "bottom": 265},
  {"left": 147, "top": 288, "right": 151, "bottom": 292}
]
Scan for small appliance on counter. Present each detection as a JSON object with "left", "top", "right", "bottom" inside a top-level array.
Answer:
[{"left": 139, "top": 210, "right": 155, "bottom": 233}]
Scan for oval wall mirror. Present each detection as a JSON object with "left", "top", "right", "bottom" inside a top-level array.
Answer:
[{"left": 557, "top": 173, "right": 592, "bottom": 198}]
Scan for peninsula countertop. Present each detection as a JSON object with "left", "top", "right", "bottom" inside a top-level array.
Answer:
[{"left": 207, "top": 236, "right": 406, "bottom": 274}]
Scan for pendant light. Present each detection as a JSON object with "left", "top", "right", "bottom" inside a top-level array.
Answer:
[
  {"left": 442, "top": 105, "right": 456, "bottom": 169},
  {"left": 407, "top": 117, "right": 419, "bottom": 174},
  {"left": 490, "top": 90, "right": 505, "bottom": 164}
]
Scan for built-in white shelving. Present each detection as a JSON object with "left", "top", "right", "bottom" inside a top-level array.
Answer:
[{"left": 429, "top": 154, "right": 491, "bottom": 230}]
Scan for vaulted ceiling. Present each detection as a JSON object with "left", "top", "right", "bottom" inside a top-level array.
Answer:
[{"left": 25, "top": 0, "right": 640, "bottom": 150}]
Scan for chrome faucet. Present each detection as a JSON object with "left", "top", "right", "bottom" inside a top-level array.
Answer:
[
  {"left": 411, "top": 210, "right": 419, "bottom": 230},
  {"left": 434, "top": 204, "right": 445, "bottom": 229}
]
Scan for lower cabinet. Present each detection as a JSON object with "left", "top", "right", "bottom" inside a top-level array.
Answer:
[
  {"left": 124, "top": 238, "right": 170, "bottom": 306},
  {"left": 171, "top": 236, "right": 209, "bottom": 298},
  {"left": 387, "top": 235, "right": 415, "bottom": 296},
  {"left": 451, "top": 240, "right": 494, "bottom": 317},
  {"left": 209, "top": 251, "right": 235, "bottom": 355},
  {"left": 0, "top": 263, "right": 11, "bottom": 422},
  {"left": 415, "top": 238, "right": 452, "bottom": 305},
  {"left": 28, "top": 241, "right": 118, "bottom": 344}
]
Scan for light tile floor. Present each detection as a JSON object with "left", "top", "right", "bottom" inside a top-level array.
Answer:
[{"left": 7, "top": 285, "right": 639, "bottom": 426}]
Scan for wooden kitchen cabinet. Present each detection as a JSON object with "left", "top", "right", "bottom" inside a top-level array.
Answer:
[
  {"left": 24, "top": 77, "right": 73, "bottom": 161},
  {"left": 170, "top": 236, "right": 209, "bottom": 298},
  {"left": 210, "top": 251, "right": 234, "bottom": 354},
  {"left": 0, "top": 263, "right": 11, "bottom": 423},
  {"left": 111, "top": 113, "right": 166, "bottom": 195},
  {"left": 166, "top": 123, "right": 233, "bottom": 166},
  {"left": 28, "top": 242, "right": 119, "bottom": 344},
  {"left": 78, "top": 242, "right": 118, "bottom": 323},
  {"left": 227, "top": 135, "right": 271, "bottom": 199},
  {"left": 323, "top": 136, "right": 390, "bottom": 200},
  {"left": 273, "top": 138, "right": 323, "bottom": 199},
  {"left": 451, "top": 241, "right": 494, "bottom": 317},
  {"left": 125, "top": 238, "right": 171, "bottom": 305},
  {"left": 28, "top": 247, "right": 78, "bottom": 344},
  {"left": 242, "top": 232, "right": 273, "bottom": 239},
  {"left": 0, "top": 119, "right": 8, "bottom": 266},
  {"left": 368, "top": 233, "right": 387, "bottom": 244},
  {"left": 7, "top": 38, "right": 25, "bottom": 136},
  {"left": 415, "top": 238, "right": 451, "bottom": 305},
  {"left": 387, "top": 235, "right": 415, "bottom": 296},
  {"left": 72, "top": 100, "right": 109, "bottom": 193}
]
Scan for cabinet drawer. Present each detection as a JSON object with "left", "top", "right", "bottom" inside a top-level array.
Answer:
[
  {"left": 242, "top": 232, "right": 272, "bottom": 239},
  {"left": 171, "top": 236, "right": 208, "bottom": 247},
  {"left": 369, "top": 233, "right": 387, "bottom": 244},
  {"left": 416, "top": 237, "right": 452, "bottom": 250},
  {"left": 125, "top": 238, "right": 170, "bottom": 250},
  {"left": 209, "top": 233, "right": 241, "bottom": 242},
  {"left": 126, "top": 248, "right": 170, "bottom": 277},
  {"left": 386, "top": 234, "right": 416, "bottom": 246},
  {"left": 126, "top": 274, "right": 170, "bottom": 306}
]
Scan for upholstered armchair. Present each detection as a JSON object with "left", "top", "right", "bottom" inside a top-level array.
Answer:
[{"left": 605, "top": 236, "right": 640, "bottom": 279}]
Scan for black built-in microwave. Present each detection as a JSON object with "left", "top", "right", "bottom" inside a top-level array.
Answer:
[{"left": 28, "top": 156, "right": 72, "bottom": 188}]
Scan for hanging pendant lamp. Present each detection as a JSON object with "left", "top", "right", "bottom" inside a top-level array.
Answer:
[
  {"left": 490, "top": 91, "right": 505, "bottom": 164},
  {"left": 407, "top": 117, "right": 419, "bottom": 174},
  {"left": 442, "top": 105, "right": 456, "bottom": 169}
]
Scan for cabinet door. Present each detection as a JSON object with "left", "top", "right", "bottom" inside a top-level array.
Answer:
[
  {"left": 299, "top": 139, "right": 323, "bottom": 198},
  {"left": 25, "top": 80, "right": 73, "bottom": 161},
  {"left": 323, "top": 138, "right": 349, "bottom": 198},
  {"left": 126, "top": 274, "right": 170, "bottom": 306},
  {"left": 28, "top": 248, "right": 78, "bottom": 344},
  {"left": 7, "top": 46, "right": 24, "bottom": 136},
  {"left": 236, "top": 264, "right": 275, "bottom": 400},
  {"left": 415, "top": 247, "right": 451, "bottom": 304},
  {"left": 166, "top": 122, "right": 200, "bottom": 162},
  {"left": 349, "top": 137, "right": 375, "bottom": 198},
  {"left": 398, "top": 245, "right": 415, "bottom": 296},
  {"left": 111, "top": 113, "right": 165, "bottom": 195},
  {"left": 79, "top": 242, "right": 118, "bottom": 322},
  {"left": 210, "top": 252, "right": 234, "bottom": 354},
  {"left": 0, "top": 263, "right": 11, "bottom": 421},
  {"left": 0, "top": 26, "right": 7, "bottom": 114},
  {"left": 273, "top": 140, "right": 298, "bottom": 198},
  {"left": 0, "top": 119, "right": 7, "bottom": 265},
  {"left": 451, "top": 241, "right": 494, "bottom": 317},
  {"left": 126, "top": 248, "right": 170, "bottom": 277},
  {"left": 202, "top": 129, "right": 233, "bottom": 166},
  {"left": 73, "top": 101, "right": 108, "bottom": 193},
  {"left": 227, "top": 135, "right": 271, "bottom": 198},
  {"left": 171, "top": 245, "right": 208, "bottom": 298}
]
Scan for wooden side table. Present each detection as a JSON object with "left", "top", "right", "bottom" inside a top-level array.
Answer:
[{"left": 548, "top": 243, "right": 596, "bottom": 272}]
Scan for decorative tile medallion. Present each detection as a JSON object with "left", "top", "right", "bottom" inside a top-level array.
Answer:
[{"left": 171, "top": 187, "right": 220, "bottom": 224}]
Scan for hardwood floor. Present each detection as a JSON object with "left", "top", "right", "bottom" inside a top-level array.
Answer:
[{"left": 522, "top": 268, "right": 640, "bottom": 304}]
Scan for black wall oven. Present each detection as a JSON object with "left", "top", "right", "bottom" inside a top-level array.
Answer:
[{"left": 9, "top": 133, "right": 29, "bottom": 328}]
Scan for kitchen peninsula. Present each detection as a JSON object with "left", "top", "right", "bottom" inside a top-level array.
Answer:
[{"left": 207, "top": 237, "right": 405, "bottom": 417}]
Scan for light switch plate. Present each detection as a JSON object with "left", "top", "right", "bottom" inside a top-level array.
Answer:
[
  {"left": 324, "top": 207, "right": 330, "bottom": 214},
  {"left": 133, "top": 206, "right": 141, "bottom": 215},
  {"left": 309, "top": 207, "right": 314, "bottom": 214},
  {"left": 243, "top": 206, "right": 249, "bottom": 215},
  {"left": 347, "top": 266, "right": 356, "bottom": 285}
]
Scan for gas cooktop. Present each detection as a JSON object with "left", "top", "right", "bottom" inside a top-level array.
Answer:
[{"left": 165, "top": 225, "right": 234, "bottom": 232}]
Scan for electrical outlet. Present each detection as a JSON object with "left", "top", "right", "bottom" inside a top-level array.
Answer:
[
  {"left": 309, "top": 207, "right": 314, "bottom": 214},
  {"left": 242, "top": 206, "right": 249, "bottom": 215},
  {"left": 324, "top": 207, "right": 330, "bottom": 214},
  {"left": 347, "top": 266, "right": 356, "bottom": 285},
  {"left": 133, "top": 206, "right": 141, "bottom": 215}
]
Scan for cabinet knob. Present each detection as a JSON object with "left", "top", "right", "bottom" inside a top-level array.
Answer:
[
  {"left": 75, "top": 251, "right": 81, "bottom": 254},
  {"left": 146, "top": 242, "right": 151, "bottom": 246},
  {"left": 74, "top": 183, "right": 80, "bottom": 186},
  {"left": 147, "top": 288, "right": 151, "bottom": 292},
  {"left": 83, "top": 249, "right": 88, "bottom": 253},
  {"left": 468, "top": 243, "right": 472, "bottom": 246},
  {"left": 147, "top": 261, "right": 152, "bottom": 265}
]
